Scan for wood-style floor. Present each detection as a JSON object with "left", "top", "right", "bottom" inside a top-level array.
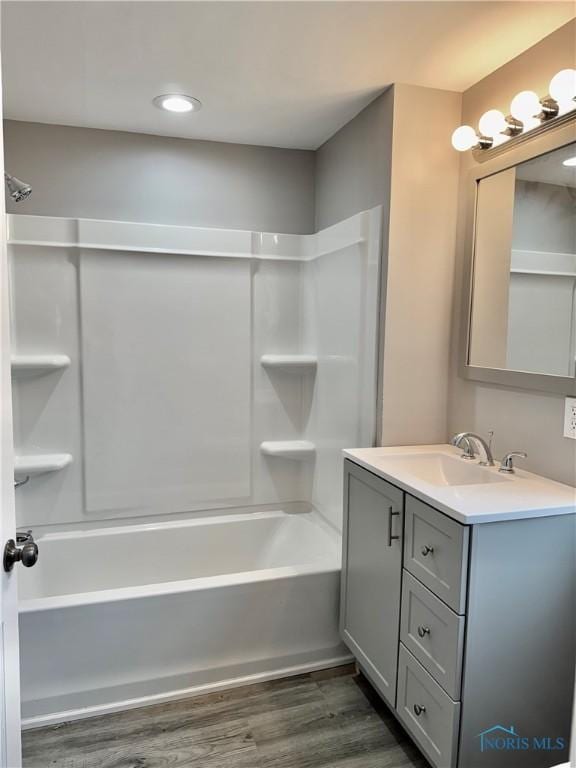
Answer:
[{"left": 22, "top": 666, "right": 429, "bottom": 768}]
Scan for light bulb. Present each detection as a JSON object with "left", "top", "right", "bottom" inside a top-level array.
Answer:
[
  {"left": 510, "top": 91, "right": 541, "bottom": 122},
  {"left": 162, "top": 97, "right": 193, "bottom": 113},
  {"left": 451, "top": 125, "right": 478, "bottom": 152},
  {"left": 478, "top": 109, "right": 507, "bottom": 138},
  {"left": 153, "top": 94, "right": 202, "bottom": 113},
  {"left": 562, "top": 156, "right": 576, "bottom": 167},
  {"left": 549, "top": 69, "right": 576, "bottom": 108}
]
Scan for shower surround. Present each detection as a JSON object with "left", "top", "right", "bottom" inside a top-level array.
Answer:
[{"left": 9, "top": 208, "right": 381, "bottom": 724}]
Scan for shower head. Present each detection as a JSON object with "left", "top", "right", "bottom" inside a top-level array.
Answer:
[{"left": 4, "top": 172, "right": 32, "bottom": 203}]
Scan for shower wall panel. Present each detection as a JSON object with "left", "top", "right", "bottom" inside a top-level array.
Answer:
[
  {"left": 252, "top": 259, "right": 313, "bottom": 506},
  {"left": 9, "top": 245, "right": 84, "bottom": 528},
  {"left": 303, "top": 209, "right": 381, "bottom": 531},
  {"left": 8, "top": 210, "right": 380, "bottom": 530},
  {"left": 80, "top": 252, "right": 252, "bottom": 514}
]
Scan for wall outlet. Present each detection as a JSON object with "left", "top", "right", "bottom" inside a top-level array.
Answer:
[{"left": 564, "top": 397, "right": 576, "bottom": 440}]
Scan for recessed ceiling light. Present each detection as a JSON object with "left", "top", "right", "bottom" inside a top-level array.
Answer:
[
  {"left": 153, "top": 94, "right": 202, "bottom": 114},
  {"left": 562, "top": 156, "right": 576, "bottom": 167}
]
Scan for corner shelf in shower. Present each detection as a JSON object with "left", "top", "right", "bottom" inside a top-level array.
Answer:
[
  {"left": 260, "top": 441, "right": 316, "bottom": 460},
  {"left": 11, "top": 354, "right": 71, "bottom": 375},
  {"left": 14, "top": 453, "right": 73, "bottom": 477},
  {"left": 260, "top": 354, "right": 317, "bottom": 372}
]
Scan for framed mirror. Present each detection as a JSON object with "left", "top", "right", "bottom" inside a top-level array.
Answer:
[{"left": 462, "top": 119, "right": 576, "bottom": 395}]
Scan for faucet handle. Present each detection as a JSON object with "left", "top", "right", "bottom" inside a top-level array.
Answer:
[
  {"left": 460, "top": 438, "right": 476, "bottom": 460},
  {"left": 499, "top": 451, "right": 527, "bottom": 474},
  {"left": 450, "top": 433, "right": 476, "bottom": 460}
]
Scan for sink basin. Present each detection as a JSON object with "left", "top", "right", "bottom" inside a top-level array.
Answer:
[
  {"left": 380, "top": 453, "right": 507, "bottom": 487},
  {"left": 344, "top": 444, "right": 576, "bottom": 524}
]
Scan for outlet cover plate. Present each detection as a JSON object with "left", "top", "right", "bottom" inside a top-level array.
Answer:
[{"left": 564, "top": 397, "right": 576, "bottom": 439}]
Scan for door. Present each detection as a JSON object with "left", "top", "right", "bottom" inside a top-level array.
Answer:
[
  {"left": 340, "top": 460, "right": 403, "bottom": 708},
  {"left": 0, "top": 51, "right": 23, "bottom": 767}
]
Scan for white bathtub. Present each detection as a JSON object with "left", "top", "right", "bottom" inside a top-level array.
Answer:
[{"left": 18, "top": 509, "right": 349, "bottom": 727}]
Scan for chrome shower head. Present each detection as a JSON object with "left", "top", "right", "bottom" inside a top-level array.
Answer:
[{"left": 4, "top": 172, "right": 32, "bottom": 203}]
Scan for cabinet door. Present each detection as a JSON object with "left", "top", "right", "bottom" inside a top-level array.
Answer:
[{"left": 341, "top": 460, "right": 404, "bottom": 708}]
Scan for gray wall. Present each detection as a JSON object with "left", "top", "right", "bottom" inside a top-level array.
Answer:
[
  {"left": 3, "top": 121, "right": 315, "bottom": 234},
  {"left": 449, "top": 19, "right": 576, "bottom": 487},
  {"left": 314, "top": 89, "right": 394, "bottom": 231}
]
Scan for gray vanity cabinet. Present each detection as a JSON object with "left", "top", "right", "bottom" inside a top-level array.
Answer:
[
  {"left": 340, "top": 460, "right": 404, "bottom": 708},
  {"left": 341, "top": 459, "right": 575, "bottom": 768}
]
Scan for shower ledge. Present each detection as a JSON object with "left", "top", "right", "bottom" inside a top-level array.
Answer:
[
  {"left": 260, "top": 441, "right": 316, "bottom": 460},
  {"left": 11, "top": 354, "right": 71, "bottom": 375},
  {"left": 260, "top": 354, "right": 317, "bottom": 372},
  {"left": 14, "top": 453, "right": 73, "bottom": 477}
]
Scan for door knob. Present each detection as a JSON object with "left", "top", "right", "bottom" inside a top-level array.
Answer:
[
  {"left": 4, "top": 531, "right": 39, "bottom": 572},
  {"left": 417, "top": 625, "right": 431, "bottom": 638},
  {"left": 413, "top": 704, "right": 426, "bottom": 716},
  {"left": 421, "top": 545, "right": 434, "bottom": 557}
]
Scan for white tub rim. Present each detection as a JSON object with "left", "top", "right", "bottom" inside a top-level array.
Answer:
[
  {"left": 20, "top": 560, "right": 340, "bottom": 614},
  {"left": 28, "top": 507, "right": 330, "bottom": 542},
  {"left": 19, "top": 508, "right": 341, "bottom": 613}
]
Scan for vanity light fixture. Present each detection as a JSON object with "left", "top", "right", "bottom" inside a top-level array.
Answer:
[
  {"left": 153, "top": 94, "right": 202, "bottom": 113},
  {"left": 451, "top": 68, "right": 576, "bottom": 153}
]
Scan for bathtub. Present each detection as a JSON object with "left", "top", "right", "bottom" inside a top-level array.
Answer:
[{"left": 18, "top": 509, "right": 349, "bottom": 728}]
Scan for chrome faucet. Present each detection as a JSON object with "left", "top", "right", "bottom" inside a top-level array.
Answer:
[{"left": 450, "top": 432, "right": 495, "bottom": 467}]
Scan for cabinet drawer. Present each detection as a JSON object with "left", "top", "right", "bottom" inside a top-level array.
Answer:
[
  {"left": 397, "top": 644, "right": 460, "bottom": 768},
  {"left": 404, "top": 496, "right": 469, "bottom": 613},
  {"left": 401, "top": 570, "right": 465, "bottom": 699}
]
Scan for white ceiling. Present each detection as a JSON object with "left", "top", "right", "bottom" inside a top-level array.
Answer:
[{"left": 2, "top": 1, "right": 574, "bottom": 150}]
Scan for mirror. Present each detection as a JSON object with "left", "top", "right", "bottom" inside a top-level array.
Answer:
[{"left": 468, "top": 140, "right": 576, "bottom": 382}]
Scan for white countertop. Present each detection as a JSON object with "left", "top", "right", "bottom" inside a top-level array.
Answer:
[{"left": 343, "top": 444, "right": 576, "bottom": 524}]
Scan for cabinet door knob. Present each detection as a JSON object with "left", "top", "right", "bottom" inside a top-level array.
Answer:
[
  {"left": 417, "top": 625, "right": 430, "bottom": 638},
  {"left": 413, "top": 704, "right": 426, "bottom": 716},
  {"left": 421, "top": 545, "right": 434, "bottom": 557}
]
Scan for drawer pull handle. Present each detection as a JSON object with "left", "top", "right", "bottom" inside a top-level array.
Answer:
[
  {"left": 413, "top": 704, "right": 426, "bottom": 716},
  {"left": 417, "top": 625, "right": 431, "bottom": 638},
  {"left": 421, "top": 545, "right": 434, "bottom": 557},
  {"left": 387, "top": 507, "right": 400, "bottom": 547}
]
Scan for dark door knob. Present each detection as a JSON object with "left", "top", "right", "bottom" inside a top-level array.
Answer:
[{"left": 4, "top": 534, "right": 39, "bottom": 572}]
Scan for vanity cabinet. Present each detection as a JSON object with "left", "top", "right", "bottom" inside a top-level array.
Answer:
[{"left": 340, "top": 459, "right": 576, "bottom": 768}]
